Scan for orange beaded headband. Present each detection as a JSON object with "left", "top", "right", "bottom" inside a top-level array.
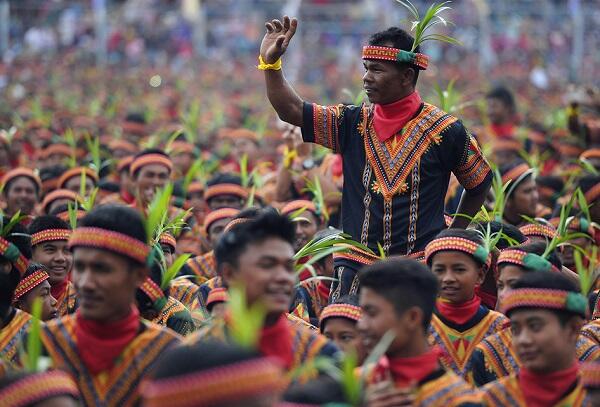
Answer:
[
  {"left": 41, "top": 189, "right": 79, "bottom": 213},
  {"left": 0, "top": 236, "right": 28, "bottom": 276},
  {"left": 187, "top": 181, "right": 204, "bottom": 194},
  {"left": 0, "top": 370, "right": 79, "bottom": 407},
  {"left": 501, "top": 288, "right": 588, "bottom": 318},
  {"left": 140, "top": 277, "right": 166, "bottom": 303},
  {"left": 425, "top": 236, "right": 490, "bottom": 268},
  {"left": 319, "top": 304, "right": 361, "bottom": 329},
  {"left": 204, "top": 183, "right": 248, "bottom": 201},
  {"left": 497, "top": 249, "right": 559, "bottom": 273},
  {"left": 585, "top": 183, "right": 600, "bottom": 203},
  {"left": 223, "top": 217, "right": 251, "bottom": 233},
  {"left": 68, "top": 227, "right": 150, "bottom": 265},
  {"left": 362, "top": 46, "right": 429, "bottom": 70},
  {"left": 501, "top": 163, "right": 533, "bottom": 186},
  {"left": 1, "top": 168, "right": 42, "bottom": 192},
  {"left": 281, "top": 200, "right": 319, "bottom": 217},
  {"left": 13, "top": 269, "right": 49, "bottom": 301},
  {"left": 140, "top": 357, "right": 285, "bottom": 407},
  {"left": 57, "top": 167, "right": 99, "bottom": 189},
  {"left": 130, "top": 154, "right": 173, "bottom": 176},
  {"left": 31, "top": 229, "right": 72, "bottom": 246},
  {"left": 159, "top": 233, "right": 177, "bottom": 250},
  {"left": 204, "top": 208, "right": 240, "bottom": 234},
  {"left": 518, "top": 224, "right": 557, "bottom": 240}
]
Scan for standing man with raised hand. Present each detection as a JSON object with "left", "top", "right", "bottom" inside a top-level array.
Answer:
[{"left": 259, "top": 13, "right": 492, "bottom": 300}]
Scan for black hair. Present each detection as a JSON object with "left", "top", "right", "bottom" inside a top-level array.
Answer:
[
  {"left": 510, "top": 272, "right": 583, "bottom": 324},
  {"left": 486, "top": 86, "right": 516, "bottom": 112},
  {"left": 359, "top": 258, "right": 437, "bottom": 329},
  {"left": 368, "top": 27, "right": 420, "bottom": 86},
  {"left": 77, "top": 205, "right": 147, "bottom": 264},
  {"left": 150, "top": 340, "right": 268, "bottom": 380},
  {"left": 39, "top": 165, "right": 67, "bottom": 183},
  {"left": 498, "top": 241, "right": 562, "bottom": 271},
  {"left": 131, "top": 148, "right": 170, "bottom": 178},
  {"left": 474, "top": 221, "right": 527, "bottom": 250},
  {"left": 48, "top": 202, "right": 85, "bottom": 217},
  {"left": 428, "top": 228, "right": 486, "bottom": 267},
  {"left": 28, "top": 215, "right": 71, "bottom": 246},
  {"left": 125, "top": 112, "right": 146, "bottom": 124},
  {"left": 537, "top": 175, "right": 564, "bottom": 193},
  {"left": 3, "top": 175, "right": 40, "bottom": 197},
  {"left": 578, "top": 175, "right": 600, "bottom": 201},
  {"left": 22, "top": 261, "right": 49, "bottom": 278},
  {"left": 214, "top": 209, "right": 295, "bottom": 272},
  {"left": 320, "top": 295, "right": 360, "bottom": 332},
  {"left": 97, "top": 179, "right": 120, "bottom": 193},
  {"left": 207, "top": 173, "right": 242, "bottom": 187},
  {"left": 283, "top": 374, "right": 347, "bottom": 404},
  {"left": 0, "top": 218, "right": 31, "bottom": 312},
  {"left": 500, "top": 160, "right": 533, "bottom": 197}
]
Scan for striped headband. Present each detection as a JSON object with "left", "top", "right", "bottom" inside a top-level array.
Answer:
[
  {"left": 140, "top": 277, "right": 167, "bottom": 309},
  {"left": 169, "top": 142, "right": 197, "bottom": 156},
  {"left": 537, "top": 185, "right": 559, "bottom": 200},
  {"left": 204, "top": 208, "right": 240, "bottom": 234},
  {"left": 140, "top": 357, "right": 285, "bottom": 407},
  {"left": 319, "top": 304, "right": 362, "bottom": 329},
  {"left": 206, "top": 287, "right": 229, "bottom": 308},
  {"left": 1, "top": 168, "right": 42, "bottom": 192},
  {"left": 68, "top": 227, "right": 150, "bottom": 265},
  {"left": 41, "top": 189, "right": 79, "bottom": 213},
  {"left": 518, "top": 224, "right": 557, "bottom": 240},
  {"left": 31, "top": 229, "right": 72, "bottom": 246},
  {"left": 362, "top": 46, "right": 429, "bottom": 70},
  {"left": 581, "top": 149, "right": 600, "bottom": 161},
  {"left": 281, "top": 200, "right": 319, "bottom": 218},
  {"left": 492, "top": 138, "right": 522, "bottom": 153},
  {"left": 425, "top": 237, "right": 490, "bottom": 268},
  {"left": 41, "top": 144, "right": 72, "bottom": 158},
  {"left": 204, "top": 183, "right": 248, "bottom": 201},
  {"left": 557, "top": 143, "right": 583, "bottom": 157},
  {"left": 0, "top": 236, "right": 29, "bottom": 276},
  {"left": 159, "top": 233, "right": 177, "bottom": 250},
  {"left": 0, "top": 370, "right": 79, "bottom": 407},
  {"left": 581, "top": 361, "right": 600, "bottom": 389},
  {"left": 497, "top": 249, "right": 559, "bottom": 273},
  {"left": 187, "top": 181, "right": 204, "bottom": 194},
  {"left": 585, "top": 183, "right": 600, "bottom": 203},
  {"left": 57, "top": 167, "right": 99, "bottom": 188},
  {"left": 501, "top": 163, "right": 533, "bottom": 186},
  {"left": 13, "top": 269, "right": 49, "bottom": 301},
  {"left": 109, "top": 140, "right": 138, "bottom": 154},
  {"left": 223, "top": 217, "right": 251, "bottom": 233},
  {"left": 130, "top": 154, "right": 173, "bottom": 176},
  {"left": 501, "top": 288, "right": 588, "bottom": 318}
]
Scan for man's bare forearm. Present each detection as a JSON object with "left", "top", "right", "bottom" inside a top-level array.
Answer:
[{"left": 265, "top": 69, "right": 304, "bottom": 127}]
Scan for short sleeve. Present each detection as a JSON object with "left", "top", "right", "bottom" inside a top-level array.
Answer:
[
  {"left": 301, "top": 102, "right": 353, "bottom": 154},
  {"left": 452, "top": 127, "right": 492, "bottom": 194}
]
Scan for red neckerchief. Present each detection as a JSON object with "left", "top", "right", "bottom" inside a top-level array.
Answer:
[
  {"left": 317, "top": 281, "right": 330, "bottom": 303},
  {"left": 258, "top": 314, "right": 293, "bottom": 370},
  {"left": 372, "top": 91, "right": 422, "bottom": 142},
  {"left": 436, "top": 296, "right": 481, "bottom": 325},
  {"left": 75, "top": 307, "right": 140, "bottom": 375},
  {"left": 519, "top": 364, "right": 579, "bottom": 407},
  {"left": 120, "top": 189, "right": 135, "bottom": 205},
  {"left": 490, "top": 123, "right": 515, "bottom": 139},
  {"left": 373, "top": 347, "right": 442, "bottom": 387},
  {"left": 50, "top": 279, "right": 69, "bottom": 301},
  {"left": 475, "top": 286, "right": 497, "bottom": 310}
]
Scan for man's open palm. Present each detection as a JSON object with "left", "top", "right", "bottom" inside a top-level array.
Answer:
[{"left": 260, "top": 16, "right": 298, "bottom": 64}]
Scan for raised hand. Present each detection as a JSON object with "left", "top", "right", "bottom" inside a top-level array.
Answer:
[{"left": 260, "top": 16, "right": 298, "bottom": 64}]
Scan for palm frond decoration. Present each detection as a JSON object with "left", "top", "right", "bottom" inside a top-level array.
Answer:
[
  {"left": 433, "top": 79, "right": 460, "bottom": 113},
  {"left": 181, "top": 100, "right": 201, "bottom": 143},
  {"left": 341, "top": 88, "right": 367, "bottom": 106},
  {"left": 518, "top": 148, "right": 551, "bottom": 172},
  {"left": 164, "top": 129, "right": 185, "bottom": 154},
  {"left": 228, "top": 284, "right": 266, "bottom": 349},
  {"left": 302, "top": 176, "right": 329, "bottom": 222},
  {"left": 21, "top": 298, "right": 50, "bottom": 372},
  {"left": 160, "top": 253, "right": 192, "bottom": 290},
  {"left": 63, "top": 128, "right": 78, "bottom": 169},
  {"left": 574, "top": 247, "right": 598, "bottom": 297},
  {"left": 579, "top": 157, "right": 600, "bottom": 176},
  {"left": 67, "top": 202, "right": 78, "bottom": 230},
  {"left": 1, "top": 211, "right": 26, "bottom": 237},
  {"left": 84, "top": 134, "right": 103, "bottom": 174},
  {"left": 396, "top": 0, "right": 461, "bottom": 51},
  {"left": 145, "top": 183, "right": 192, "bottom": 245},
  {"left": 182, "top": 160, "right": 205, "bottom": 196}
]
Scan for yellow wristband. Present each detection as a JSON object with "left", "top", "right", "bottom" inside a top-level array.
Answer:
[
  {"left": 283, "top": 147, "right": 297, "bottom": 169},
  {"left": 566, "top": 105, "right": 579, "bottom": 116},
  {"left": 257, "top": 55, "right": 282, "bottom": 71}
]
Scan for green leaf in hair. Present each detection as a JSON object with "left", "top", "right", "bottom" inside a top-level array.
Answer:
[{"left": 473, "top": 246, "right": 489, "bottom": 266}]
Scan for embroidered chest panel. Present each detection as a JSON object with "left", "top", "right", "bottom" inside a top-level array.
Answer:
[
  {"left": 57, "top": 283, "right": 78, "bottom": 317},
  {"left": 483, "top": 377, "right": 587, "bottom": 407},
  {"left": 41, "top": 318, "right": 178, "bottom": 407},
  {"left": 479, "top": 328, "right": 519, "bottom": 379},
  {"left": 360, "top": 103, "right": 457, "bottom": 201},
  {"left": 417, "top": 372, "right": 477, "bottom": 406},
  {"left": 429, "top": 312, "right": 507, "bottom": 376}
]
